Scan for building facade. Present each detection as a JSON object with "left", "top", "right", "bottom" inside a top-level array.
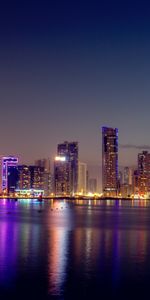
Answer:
[
  {"left": 35, "top": 158, "right": 52, "bottom": 196},
  {"left": 54, "top": 156, "right": 70, "bottom": 195},
  {"left": 0, "top": 156, "right": 18, "bottom": 194},
  {"left": 78, "top": 162, "right": 87, "bottom": 195},
  {"left": 120, "top": 167, "right": 133, "bottom": 197},
  {"left": 29, "top": 166, "right": 44, "bottom": 190},
  {"left": 17, "top": 165, "right": 31, "bottom": 190},
  {"left": 138, "top": 151, "right": 150, "bottom": 196},
  {"left": 102, "top": 127, "right": 118, "bottom": 196},
  {"left": 56, "top": 141, "right": 78, "bottom": 195}
]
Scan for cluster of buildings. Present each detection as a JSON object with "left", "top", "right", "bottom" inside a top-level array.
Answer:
[
  {"left": 0, "top": 157, "right": 52, "bottom": 197},
  {"left": 0, "top": 126, "right": 149, "bottom": 198},
  {"left": 0, "top": 141, "right": 97, "bottom": 197},
  {"left": 102, "top": 126, "right": 150, "bottom": 198}
]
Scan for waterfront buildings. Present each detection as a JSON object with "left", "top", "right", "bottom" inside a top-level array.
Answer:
[
  {"left": 29, "top": 166, "right": 44, "bottom": 190},
  {"left": 17, "top": 165, "right": 45, "bottom": 195},
  {"left": 137, "top": 151, "right": 150, "bottom": 196},
  {"left": 54, "top": 156, "right": 70, "bottom": 195},
  {"left": 78, "top": 162, "right": 87, "bottom": 194},
  {"left": 18, "top": 165, "right": 31, "bottom": 190},
  {"left": 120, "top": 167, "right": 133, "bottom": 197},
  {"left": 35, "top": 159, "right": 52, "bottom": 196},
  {"left": 102, "top": 127, "right": 118, "bottom": 196},
  {"left": 54, "top": 141, "right": 78, "bottom": 195},
  {"left": 2, "top": 128, "right": 150, "bottom": 199},
  {"left": 0, "top": 156, "right": 18, "bottom": 194}
]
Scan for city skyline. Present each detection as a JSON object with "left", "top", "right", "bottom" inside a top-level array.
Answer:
[
  {"left": 1, "top": 0, "right": 150, "bottom": 166},
  {"left": 0, "top": 129, "right": 149, "bottom": 168},
  {"left": 1, "top": 2, "right": 150, "bottom": 299}
]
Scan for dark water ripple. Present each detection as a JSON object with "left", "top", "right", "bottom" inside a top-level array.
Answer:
[{"left": 0, "top": 199, "right": 149, "bottom": 299}]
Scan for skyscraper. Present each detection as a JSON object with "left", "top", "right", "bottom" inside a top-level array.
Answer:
[
  {"left": 35, "top": 158, "right": 52, "bottom": 196},
  {"left": 57, "top": 141, "right": 78, "bottom": 195},
  {"left": 102, "top": 127, "right": 118, "bottom": 196},
  {"left": 17, "top": 165, "right": 31, "bottom": 190},
  {"left": 138, "top": 151, "right": 150, "bottom": 195},
  {"left": 29, "top": 166, "right": 44, "bottom": 190},
  {"left": 78, "top": 162, "right": 87, "bottom": 194},
  {"left": 0, "top": 156, "right": 18, "bottom": 194},
  {"left": 120, "top": 167, "right": 133, "bottom": 197},
  {"left": 54, "top": 156, "right": 70, "bottom": 195}
]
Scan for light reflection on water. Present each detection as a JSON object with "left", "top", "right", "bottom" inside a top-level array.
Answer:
[{"left": 0, "top": 199, "right": 149, "bottom": 298}]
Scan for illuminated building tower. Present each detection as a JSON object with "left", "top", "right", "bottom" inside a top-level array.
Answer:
[
  {"left": 102, "top": 127, "right": 118, "bottom": 196},
  {"left": 121, "top": 167, "right": 133, "bottom": 197},
  {"left": 0, "top": 156, "right": 18, "bottom": 194},
  {"left": 78, "top": 162, "right": 87, "bottom": 195},
  {"left": 29, "top": 166, "right": 44, "bottom": 190},
  {"left": 57, "top": 141, "right": 78, "bottom": 195},
  {"left": 54, "top": 156, "right": 70, "bottom": 195},
  {"left": 138, "top": 151, "right": 150, "bottom": 196},
  {"left": 17, "top": 165, "right": 31, "bottom": 190},
  {"left": 35, "top": 158, "right": 52, "bottom": 196}
]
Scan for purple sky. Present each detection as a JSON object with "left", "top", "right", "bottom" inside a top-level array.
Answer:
[{"left": 0, "top": 0, "right": 150, "bottom": 168}]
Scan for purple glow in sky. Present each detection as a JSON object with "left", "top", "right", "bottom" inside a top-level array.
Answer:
[{"left": 0, "top": 0, "right": 150, "bottom": 166}]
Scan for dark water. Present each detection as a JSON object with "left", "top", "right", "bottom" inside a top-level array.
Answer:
[{"left": 0, "top": 199, "right": 150, "bottom": 299}]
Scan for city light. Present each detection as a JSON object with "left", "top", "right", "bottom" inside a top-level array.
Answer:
[
  {"left": 55, "top": 156, "right": 66, "bottom": 161},
  {"left": 0, "top": 131, "right": 150, "bottom": 199}
]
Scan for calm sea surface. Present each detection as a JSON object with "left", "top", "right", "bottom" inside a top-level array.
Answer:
[{"left": 0, "top": 199, "right": 150, "bottom": 299}]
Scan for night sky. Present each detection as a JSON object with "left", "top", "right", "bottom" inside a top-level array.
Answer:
[{"left": 0, "top": 0, "right": 150, "bottom": 167}]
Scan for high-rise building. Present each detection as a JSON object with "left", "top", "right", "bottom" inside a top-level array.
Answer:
[
  {"left": 0, "top": 156, "right": 18, "bottom": 194},
  {"left": 120, "top": 167, "right": 133, "bottom": 197},
  {"left": 35, "top": 158, "right": 52, "bottom": 196},
  {"left": 29, "top": 166, "right": 44, "bottom": 190},
  {"left": 57, "top": 141, "right": 78, "bottom": 195},
  {"left": 7, "top": 165, "right": 19, "bottom": 194},
  {"left": 123, "top": 167, "right": 132, "bottom": 185},
  {"left": 17, "top": 165, "right": 31, "bottom": 190},
  {"left": 78, "top": 162, "right": 87, "bottom": 194},
  {"left": 102, "top": 127, "right": 118, "bottom": 196},
  {"left": 54, "top": 156, "right": 70, "bottom": 195},
  {"left": 138, "top": 151, "right": 150, "bottom": 195}
]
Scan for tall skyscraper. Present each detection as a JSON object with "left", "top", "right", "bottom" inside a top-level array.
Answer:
[
  {"left": 0, "top": 156, "right": 18, "bottom": 194},
  {"left": 78, "top": 162, "right": 87, "bottom": 194},
  {"left": 35, "top": 158, "right": 52, "bottom": 196},
  {"left": 57, "top": 141, "right": 78, "bottom": 195},
  {"left": 17, "top": 165, "right": 31, "bottom": 190},
  {"left": 102, "top": 127, "right": 118, "bottom": 196},
  {"left": 54, "top": 156, "right": 70, "bottom": 195},
  {"left": 138, "top": 151, "right": 150, "bottom": 195},
  {"left": 29, "top": 166, "right": 44, "bottom": 190},
  {"left": 120, "top": 167, "right": 133, "bottom": 197}
]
